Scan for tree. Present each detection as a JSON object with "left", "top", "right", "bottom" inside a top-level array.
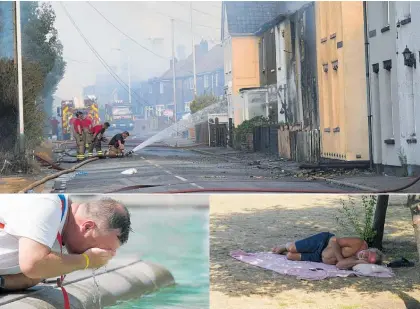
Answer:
[
  {"left": 371, "top": 195, "right": 389, "bottom": 249},
  {"left": 22, "top": 2, "right": 66, "bottom": 119},
  {"left": 190, "top": 94, "right": 219, "bottom": 114},
  {"left": 406, "top": 195, "right": 420, "bottom": 259},
  {"left": 0, "top": 1, "right": 66, "bottom": 171}
]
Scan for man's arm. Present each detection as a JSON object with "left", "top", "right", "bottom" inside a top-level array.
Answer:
[
  {"left": 336, "top": 257, "right": 368, "bottom": 270},
  {"left": 19, "top": 237, "right": 87, "bottom": 279},
  {"left": 330, "top": 237, "right": 344, "bottom": 262}
]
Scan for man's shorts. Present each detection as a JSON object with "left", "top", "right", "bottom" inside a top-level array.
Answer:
[{"left": 295, "top": 232, "right": 335, "bottom": 262}]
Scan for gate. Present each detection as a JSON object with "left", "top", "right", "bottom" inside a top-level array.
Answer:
[
  {"left": 253, "top": 126, "right": 279, "bottom": 154},
  {"left": 210, "top": 117, "right": 227, "bottom": 147}
]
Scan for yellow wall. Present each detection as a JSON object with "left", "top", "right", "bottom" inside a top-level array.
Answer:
[
  {"left": 231, "top": 37, "right": 260, "bottom": 94},
  {"left": 316, "top": 1, "right": 369, "bottom": 161},
  {"left": 230, "top": 36, "right": 260, "bottom": 126}
]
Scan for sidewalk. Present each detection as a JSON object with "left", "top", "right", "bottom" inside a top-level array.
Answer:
[{"left": 190, "top": 146, "right": 420, "bottom": 193}]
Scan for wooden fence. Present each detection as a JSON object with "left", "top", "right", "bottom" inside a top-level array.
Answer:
[{"left": 278, "top": 125, "right": 320, "bottom": 163}]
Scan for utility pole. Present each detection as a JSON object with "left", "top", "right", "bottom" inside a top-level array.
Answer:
[
  {"left": 171, "top": 18, "right": 177, "bottom": 123},
  {"left": 190, "top": 1, "right": 197, "bottom": 97},
  {"left": 127, "top": 55, "right": 132, "bottom": 105},
  {"left": 13, "top": 1, "right": 25, "bottom": 154}
]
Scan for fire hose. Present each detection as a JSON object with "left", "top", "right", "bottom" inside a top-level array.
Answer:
[
  {"left": 25, "top": 146, "right": 420, "bottom": 194},
  {"left": 18, "top": 157, "right": 99, "bottom": 193}
]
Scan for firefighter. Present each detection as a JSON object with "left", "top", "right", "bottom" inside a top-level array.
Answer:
[
  {"left": 81, "top": 112, "right": 93, "bottom": 157},
  {"left": 73, "top": 111, "right": 85, "bottom": 161},
  {"left": 108, "top": 131, "right": 130, "bottom": 158},
  {"left": 88, "top": 122, "right": 110, "bottom": 157}
]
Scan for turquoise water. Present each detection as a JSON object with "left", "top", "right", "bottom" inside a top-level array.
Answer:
[{"left": 107, "top": 206, "right": 209, "bottom": 309}]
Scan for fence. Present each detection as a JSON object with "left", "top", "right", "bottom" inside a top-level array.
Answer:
[
  {"left": 195, "top": 121, "right": 228, "bottom": 147},
  {"left": 195, "top": 122, "right": 209, "bottom": 145},
  {"left": 243, "top": 125, "right": 320, "bottom": 163},
  {"left": 252, "top": 126, "right": 279, "bottom": 154},
  {"left": 278, "top": 125, "right": 320, "bottom": 163}
]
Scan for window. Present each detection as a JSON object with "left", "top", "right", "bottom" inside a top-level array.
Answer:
[
  {"left": 189, "top": 77, "right": 194, "bottom": 90},
  {"left": 160, "top": 82, "right": 164, "bottom": 94},
  {"left": 204, "top": 75, "right": 209, "bottom": 88},
  {"left": 383, "top": 1, "right": 390, "bottom": 25},
  {"left": 149, "top": 85, "right": 152, "bottom": 94},
  {"left": 215, "top": 73, "right": 219, "bottom": 86}
]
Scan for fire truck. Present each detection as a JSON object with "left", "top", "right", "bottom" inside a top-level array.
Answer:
[
  {"left": 58, "top": 98, "right": 100, "bottom": 140},
  {"left": 105, "top": 100, "right": 135, "bottom": 131}
]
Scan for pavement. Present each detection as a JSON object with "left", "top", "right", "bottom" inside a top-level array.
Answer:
[{"left": 44, "top": 145, "right": 356, "bottom": 194}]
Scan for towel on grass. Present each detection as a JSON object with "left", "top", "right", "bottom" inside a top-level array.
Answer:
[{"left": 230, "top": 250, "right": 394, "bottom": 281}]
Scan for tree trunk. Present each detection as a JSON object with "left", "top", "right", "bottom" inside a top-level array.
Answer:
[
  {"left": 371, "top": 195, "right": 389, "bottom": 249},
  {"left": 407, "top": 195, "right": 420, "bottom": 260}
]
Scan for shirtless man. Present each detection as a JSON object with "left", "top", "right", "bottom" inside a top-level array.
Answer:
[{"left": 272, "top": 232, "right": 384, "bottom": 270}]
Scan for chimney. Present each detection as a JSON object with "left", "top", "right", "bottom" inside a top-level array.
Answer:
[{"left": 195, "top": 40, "right": 208, "bottom": 57}]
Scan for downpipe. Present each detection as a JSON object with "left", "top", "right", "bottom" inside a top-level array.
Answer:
[{"left": 363, "top": 1, "right": 374, "bottom": 170}]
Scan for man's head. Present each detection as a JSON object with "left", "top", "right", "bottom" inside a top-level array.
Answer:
[
  {"left": 122, "top": 131, "right": 130, "bottom": 139},
  {"left": 103, "top": 122, "right": 110, "bottom": 129},
  {"left": 63, "top": 197, "right": 132, "bottom": 254},
  {"left": 357, "top": 248, "right": 384, "bottom": 264},
  {"left": 76, "top": 111, "right": 83, "bottom": 119}
]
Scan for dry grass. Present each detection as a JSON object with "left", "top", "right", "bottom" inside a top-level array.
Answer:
[
  {"left": 0, "top": 142, "right": 53, "bottom": 192},
  {"left": 210, "top": 194, "right": 420, "bottom": 309},
  {"left": 0, "top": 177, "right": 45, "bottom": 193}
]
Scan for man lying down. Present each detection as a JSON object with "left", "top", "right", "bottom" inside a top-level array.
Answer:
[{"left": 272, "top": 232, "right": 384, "bottom": 270}]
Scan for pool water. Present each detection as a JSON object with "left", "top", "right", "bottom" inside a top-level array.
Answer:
[{"left": 107, "top": 206, "right": 209, "bottom": 309}]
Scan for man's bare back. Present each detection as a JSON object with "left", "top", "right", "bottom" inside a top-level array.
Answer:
[{"left": 321, "top": 237, "right": 368, "bottom": 265}]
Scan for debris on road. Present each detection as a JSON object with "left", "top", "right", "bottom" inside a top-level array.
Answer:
[{"left": 121, "top": 168, "right": 138, "bottom": 175}]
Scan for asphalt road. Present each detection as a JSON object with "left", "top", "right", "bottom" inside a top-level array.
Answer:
[{"left": 48, "top": 147, "right": 356, "bottom": 194}]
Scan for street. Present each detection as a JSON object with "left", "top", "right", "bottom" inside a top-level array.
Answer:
[{"left": 47, "top": 146, "right": 356, "bottom": 194}]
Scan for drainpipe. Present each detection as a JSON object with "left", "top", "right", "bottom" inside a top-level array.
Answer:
[{"left": 363, "top": 1, "right": 374, "bottom": 170}]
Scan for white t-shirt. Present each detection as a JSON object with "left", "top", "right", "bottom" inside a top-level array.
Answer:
[{"left": 0, "top": 194, "right": 69, "bottom": 275}]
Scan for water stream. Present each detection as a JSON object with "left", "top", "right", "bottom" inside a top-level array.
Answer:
[
  {"left": 92, "top": 267, "right": 107, "bottom": 309},
  {"left": 131, "top": 100, "right": 227, "bottom": 153}
]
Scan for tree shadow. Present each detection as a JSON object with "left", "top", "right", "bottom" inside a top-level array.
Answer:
[{"left": 210, "top": 200, "right": 419, "bottom": 300}]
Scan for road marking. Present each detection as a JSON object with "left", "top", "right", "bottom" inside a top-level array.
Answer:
[
  {"left": 190, "top": 183, "right": 204, "bottom": 189},
  {"left": 142, "top": 157, "right": 201, "bottom": 189},
  {"left": 175, "top": 175, "right": 188, "bottom": 182},
  {"left": 140, "top": 156, "right": 145, "bottom": 160}
]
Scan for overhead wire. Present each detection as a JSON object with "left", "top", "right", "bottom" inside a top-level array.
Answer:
[
  {"left": 145, "top": 5, "right": 221, "bottom": 30},
  {"left": 176, "top": 2, "right": 221, "bottom": 20},
  {"left": 60, "top": 2, "right": 149, "bottom": 107},
  {"left": 86, "top": 1, "right": 169, "bottom": 61}
]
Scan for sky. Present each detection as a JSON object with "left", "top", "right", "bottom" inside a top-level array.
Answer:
[{"left": 51, "top": 1, "right": 222, "bottom": 100}]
